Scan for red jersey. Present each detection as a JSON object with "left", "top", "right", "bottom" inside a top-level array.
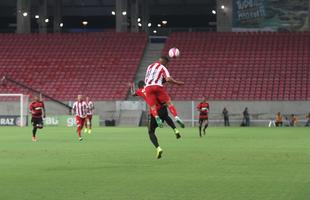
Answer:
[
  {"left": 197, "top": 102, "right": 209, "bottom": 115},
  {"left": 135, "top": 88, "right": 147, "bottom": 101},
  {"left": 29, "top": 101, "right": 45, "bottom": 118},
  {"left": 135, "top": 88, "right": 162, "bottom": 111}
]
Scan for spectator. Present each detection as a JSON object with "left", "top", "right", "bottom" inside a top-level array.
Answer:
[
  {"left": 290, "top": 114, "right": 298, "bottom": 127},
  {"left": 305, "top": 113, "right": 310, "bottom": 127},
  {"left": 242, "top": 107, "right": 250, "bottom": 127},
  {"left": 222, "top": 107, "right": 230, "bottom": 126},
  {"left": 275, "top": 112, "right": 283, "bottom": 127}
]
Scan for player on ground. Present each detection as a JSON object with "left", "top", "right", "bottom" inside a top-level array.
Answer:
[
  {"left": 29, "top": 95, "right": 46, "bottom": 142},
  {"left": 84, "top": 96, "right": 94, "bottom": 134},
  {"left": 72, "top": 95, "right": 88, "bottom": 141},
  {"left": 131, "top": 80, "right": 181, "bottom": 159},
  {"left": 197, "top": 97, "right": 210, "bottom": 137},
  {"left": 144, "top": 56, "right": 185, "bottom": 128}
]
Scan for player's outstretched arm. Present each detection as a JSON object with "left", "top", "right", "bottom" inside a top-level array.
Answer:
[
  {"left": 43, "top": 108, "right": 46, "bottom": 118},
  {"left": 71, "top": 104, "right": 76, "bottom": 116},
  {"left": 128, "top": 82, "right": 138, "bottom": 96},
  {"left": 166, "top": 76, "right": 184, "bottom": 85}
]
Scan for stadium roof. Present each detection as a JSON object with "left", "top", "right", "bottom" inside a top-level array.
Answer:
[{"left": 0, "top": 0, "right": 216, "bottom": 16}]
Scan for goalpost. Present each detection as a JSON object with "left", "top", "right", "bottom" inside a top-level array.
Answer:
[{"left": 0, "top": 94, "right": 29, "bottom": 127}]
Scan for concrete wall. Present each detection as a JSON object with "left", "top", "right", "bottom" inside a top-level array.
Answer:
[
  {"left": 1, "top": 100, "right": 309, "bottom": 126},
  {"left": 216, "top": 0, "right": 233, "bottom": 32},
  {"left": 173, "top": 101, "right": 310, "bottom": 126}
]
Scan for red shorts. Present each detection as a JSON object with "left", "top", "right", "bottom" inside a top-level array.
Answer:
[
  {"left": 76, "top": 116, "right": 86, "bottom": 128},
  {"left": 148, "top": 104, "right": 162, "bottom": 114},
  {"left": 145, "top": 85, "right": 171, "bottom": 107},
  {"left": 87, "top": 115, "right": 92, "bottom": 121}
]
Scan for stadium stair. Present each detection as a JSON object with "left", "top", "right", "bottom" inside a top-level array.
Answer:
[{"left": 127, "top": 43, "right": 165, "bottom": 100}]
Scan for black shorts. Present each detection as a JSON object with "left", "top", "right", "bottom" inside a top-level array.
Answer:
[
  {"left": 158, "top": 106, "right": 169, "bottom": 120},
  {"left": 31, "top": 117, "right": 43, "bottom": 128},
  {"left": 148, "top": 106, "right": 169, "bottom": 133},
  {"left": 199, "top": 115, "right": 208, "bottom": 124}
]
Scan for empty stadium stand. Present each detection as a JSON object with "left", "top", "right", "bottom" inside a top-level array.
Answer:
[
  {"left": 0, "top": 32, "right": 147, "bottom": 100},
  {"left": 163, "top": 32, "right": 310, "bottom": 100}
]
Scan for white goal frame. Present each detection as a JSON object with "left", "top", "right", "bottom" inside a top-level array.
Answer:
[{"left": 0, "top": 93, "right": 28, "bottom": 127}]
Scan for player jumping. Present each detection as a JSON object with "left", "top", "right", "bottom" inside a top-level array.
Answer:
[
  {"left": 131, "top": 80, "right": 181, "bottom": 159},
  {"left": 197, "top": 97, "right": 210, "bottom": 137},
  {"left": 144, "top": 56, "right": 185, "bottom": 128},
  {"left": 29, "top": 95, "right": 46, "bottom": 142},
  {"left": 84, "top": 96, "right": 94, "bottom": 134},
  {"left": 72, "top": 95, "right": 88, "bottom": 141}
]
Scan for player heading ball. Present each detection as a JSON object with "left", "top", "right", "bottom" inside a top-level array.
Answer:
[{"left": 144, "top": 56, "right": 185, "bottom": 128}]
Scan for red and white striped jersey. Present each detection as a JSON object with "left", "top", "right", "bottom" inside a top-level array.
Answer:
[
  {"left": 145, "top": 62, "right": 170, "bottom": 87},
  {"left": 86, "top": 101, "right": 95, "bottom": 115},
  {"left": 72, "top": 101, "right": 88, "bottom": 118}
]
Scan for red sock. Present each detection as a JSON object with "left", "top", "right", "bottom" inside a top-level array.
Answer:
[
  {"left": 168, "top": 105, "right": 178, "bottom": 117},
  {"left": 77, "top": 127, "right": 81, "bottom": 137},
  {"left": 150, "top": 108, "right": 159, "bottom": 118}
]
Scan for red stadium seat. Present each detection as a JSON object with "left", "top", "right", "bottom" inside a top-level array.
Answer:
[
  {"left": 162, "top": 32, "right": 310, "bottom": 100},
  {"left": 0, "top": 32, "right": 147, "bottom": 100}
]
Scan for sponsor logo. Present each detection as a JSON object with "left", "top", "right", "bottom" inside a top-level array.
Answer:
[
  {"left": 44, "top": 117, "right": 59, "bottom": 126},
  {"left": 0, "top": 116, "right": 27, "bottom": 126},
  {"left": 66, "top": 117, "right": 76, "bottom": 127},
  {"left": 0, "top": 117, "right": 15, "bottom": 125}
]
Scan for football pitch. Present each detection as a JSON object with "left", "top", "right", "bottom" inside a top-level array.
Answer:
[{"left": 0, "top": 127, "right": 309, "bottom": 200}]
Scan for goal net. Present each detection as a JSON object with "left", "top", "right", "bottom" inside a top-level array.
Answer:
[{"left": 0, "top": 94, "right": 29, "bottom": 127}]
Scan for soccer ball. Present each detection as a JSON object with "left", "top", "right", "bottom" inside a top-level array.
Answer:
[{"left": 168, "top": 47, "right": 180, "bottom": 58}]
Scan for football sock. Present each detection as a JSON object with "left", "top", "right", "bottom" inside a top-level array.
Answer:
[
  {"left": 155, "top": 116, "right": 163, "bottom": 127},
  {"left": 199, "top": 126, "right": 202, "bottom": 137},
  {"left": 77, "top": 127, "right": 82, "bottom": 138},
  {"left": 32, "top": 127, "right": 37, "bottom": 137},
  {"left": 148, "top": 131, "right": 159, "bottom": 148},
  {"left": 168, "top": 105, "right": 178, "bottom": 117},
  {"left": 150, "top": 108, "right": 159, "bottom": 118},
  {"left": 175, "top": 116, "right": 185, "bottom": 128},
  {"left": 174, "top": 128, "right": 179, "bottom": 134},
  {"left": 165, "top": 116, "right": 176, "bottom": 129},
  {"left": 204, "top": 124, "right": 208, "bottom": 131}
]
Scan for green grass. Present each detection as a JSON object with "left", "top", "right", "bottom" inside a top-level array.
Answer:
[{"left": 0, "top": 127, "right": 310, "bottom": 200}]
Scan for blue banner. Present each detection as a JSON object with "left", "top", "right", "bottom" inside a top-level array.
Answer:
[
  {"left": 234, "top": 0, "right": 266, "bottom": 26},
  {"left": 233, "top": 0, "right": 309, "bottom": 31},
  {"left": 0, "top": 115, "right": 28, "bottom": 126}
]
